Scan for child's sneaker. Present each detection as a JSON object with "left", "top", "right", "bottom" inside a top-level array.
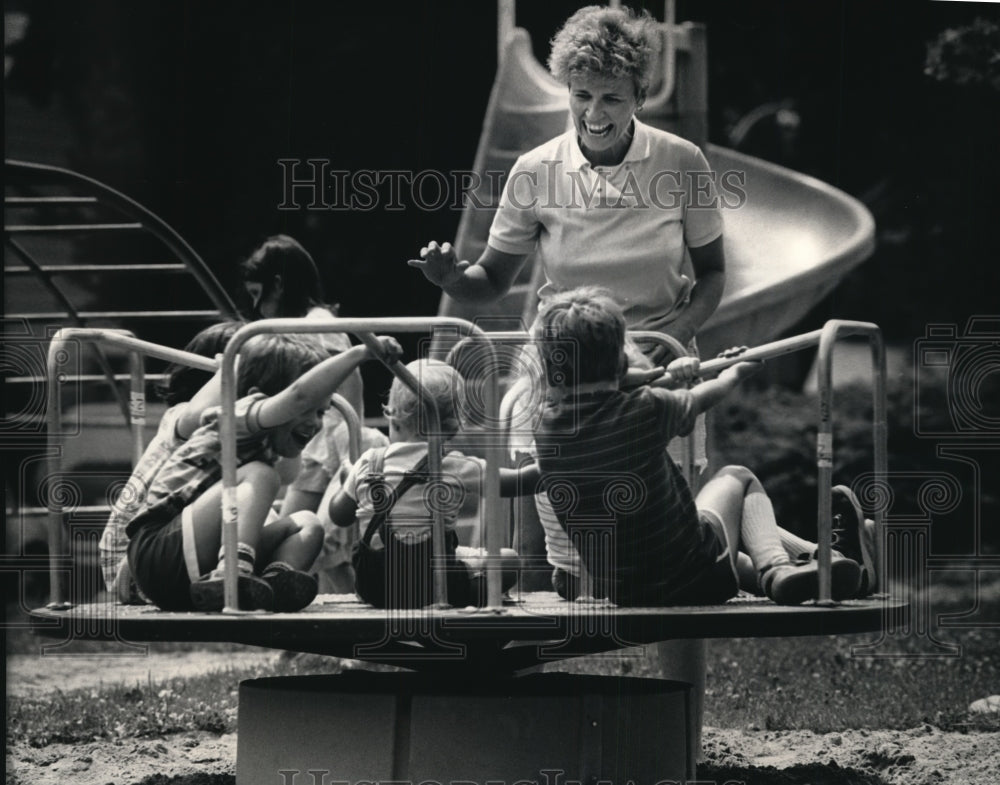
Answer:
[
  {"left": 811, "top": 551, "right": 863, "bottom": 601},
  {"left": 760, "top": 560, "right": 818, "bottom": 605},
  {"left": 831, "top": 485, "right": 876, "bottom": 597},
  {"left": 190, "top": 571, "right": 274, "bottom": 612},
  {"left": 261, "top": 562, "right": 318, "bottom": 612}
]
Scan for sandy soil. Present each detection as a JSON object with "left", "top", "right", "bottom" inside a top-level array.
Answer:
[{"left": 6, "top": 650, "right": 1000, "bottom": 785}]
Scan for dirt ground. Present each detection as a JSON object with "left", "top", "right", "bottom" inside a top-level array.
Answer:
[{"left": 6, "top": 650, "right": 1000, "bottom": 785}]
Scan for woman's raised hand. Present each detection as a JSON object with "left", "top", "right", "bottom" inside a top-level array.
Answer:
[{"left": 408, "top": 241, "right": 470, "bottom": 288}]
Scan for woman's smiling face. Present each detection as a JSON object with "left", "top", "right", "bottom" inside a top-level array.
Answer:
[{"left": 568, "top": 72, "right": 640, "bottom": 165}]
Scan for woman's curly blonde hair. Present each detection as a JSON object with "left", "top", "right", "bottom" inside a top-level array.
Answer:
[{"left": 547, "top": 5, "right": 660, "bottom": 99}]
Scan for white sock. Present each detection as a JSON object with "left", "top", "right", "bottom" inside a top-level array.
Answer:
[
  {"left": 776, "top": 527, "right": 816, "bottom": 560},
  {"left": 740, "top": 488, "right": 790, "bottom": 573},
  {"left": 216, "top": 543, "right": 256, "bottom": 576}
]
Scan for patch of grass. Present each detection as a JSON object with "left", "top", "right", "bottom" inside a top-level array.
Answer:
[
  {"left": 713, "top": 375, "right": 1000, "bottom": 556},
  {"left": 6, "top": 654, "right": 343, "bottom": 748},
  {"left": 542, "top": 575, "right": 1000, "bottom": 732},
  {"left": 702, "top": 626, "right": 1000, "bottom": 733}
]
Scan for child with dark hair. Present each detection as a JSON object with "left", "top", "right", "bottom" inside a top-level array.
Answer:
[
  {"left": 156, "top": 321, "right": 244, "bottom": 406},
  {"left": 240, "top": 234, "right": 367, "bottom": 531},
  {"left": 125, "top": 332, "right": 402, "bottom": 612},
  {"left": 99, "top": 320, "right": 243, "bottom": 599},
  {"left": 532, "top": 287, "right": 863, "bottom": 606},
  {"left": 241, "top": 234, "right": 332, "bottom": 320}
]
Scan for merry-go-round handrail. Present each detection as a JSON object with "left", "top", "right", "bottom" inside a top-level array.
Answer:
[
  {"left": 455, "top": 320, "right": 887, "bottom": 605},
  {"left": 217, "top": 317, "right": 504, "bottom": 613},
  {"left": 42, "top": 327, "right": 359, "bottom": 609},
  {"left": 690, "top": 320, "right": 887, "bottom": 604},
  {"left": 44, "top": 328, "right": 215, "bottom": 608}
]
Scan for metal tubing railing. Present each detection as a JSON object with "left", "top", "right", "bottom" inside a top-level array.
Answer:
[
  {"left": 42, "top": 328, "right": 367, "bottom": 612},
  {"left": 6, "top": 160, "right": 238, "bottom": 316},
  {"left": 218, "top": 317, "right": 503, "bottom": 612},
  {"left": 328, "top": 393, "right": 362, "bottom": 465},
  {"left": 128, "top": 351, "right": 146, "bottom": 467},
  {"left": 484, "top": 320, "right": 887, "bottom": 605},
  {"left": 688, "top": 320, "right": 886, "bottom": 604},
  {"left": 45, "top": 328, "right": 218, "bottom": 608},
  {"left": 8, "top": 236, "right": 133, "bottom": 423},
  {"left": 41, "top": 320, "right": 885, "bottom": 611},
  {"left": 353, "top": 330, "right": 448, "bottom": 608},
  {"left": 814, "top": 321, "right": 886, "bottom": 605},
  {"left": 472, "top": 329, "right": 695, "bottom": 477}
]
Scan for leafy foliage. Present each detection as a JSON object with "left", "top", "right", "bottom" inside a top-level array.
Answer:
[
  {"left": 712, "top": 374, "right": 999, "bottom": 553},
  {"left": 925, "top": 17, "right": 1000, "bottom": 90}
]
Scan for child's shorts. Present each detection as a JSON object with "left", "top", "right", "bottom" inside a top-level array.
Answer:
[
  {"left": 558, "top": 511, "right": 740, "bottom": 606},
  {"left": 353, "top": 529, "right": 476, "bottom": 609},
  {"left": 127, "top": 507, "right": 202, "bottom": 611},
  {"left": 654, "top": 509, "right": 740, "bottom": 605}
]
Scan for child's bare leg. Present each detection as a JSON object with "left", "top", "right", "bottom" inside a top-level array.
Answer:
[
  {"left": 694, "top": 465, "right": 787, "bottom": 576},
  {"left": 188, "top": 461, "right": 281, "bottom": 575},
  {"left": 279, "top": 487, "right": 323, "bottom": 517},
  {"left": 186, "top": 462, "right": 281, "bottom": 611},
  {"left": 254, "top": 511, "right": 323, "bottom": 612},
  {"left": 259, "top": 511, "right": 324, "bottom": 572}
]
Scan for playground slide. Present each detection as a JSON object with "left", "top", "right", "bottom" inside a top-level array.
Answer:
[{"left": 437, "top": 24, "right": 876, "bottom": 359}]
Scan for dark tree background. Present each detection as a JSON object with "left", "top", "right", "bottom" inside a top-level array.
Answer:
[
  {"left": 7, "top": 0, "right": 999, "bottom": 330},
  {"left": 6, "top": 1, "right": 1000, "bottom": 552}
]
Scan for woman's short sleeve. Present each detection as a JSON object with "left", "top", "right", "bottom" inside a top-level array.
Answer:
[
  {"left": 487, "top": 156, "right": 542, "bottom": 256},
  {"left": 682, "top": 145, "right": 725, "bottom": 249}
]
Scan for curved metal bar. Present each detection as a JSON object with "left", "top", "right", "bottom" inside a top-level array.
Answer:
[
  {"left": 629, "top": 330, "right": 690, "bottom": 364},
  {"left": 328, "top": 393, "right": 361, "bottom": 465},
  {"left": 815, "top": 320, "right": 885, "bottom": 604},
  {"left": 40, "top": 328, "right": 218, "bottom": 372},
  {"left": 44, "top": 327, "right": 217, "bottom": 609},
  {"left": 218, "top": 317, "right": 503, "bottom": 611},
  {"left": 8, "top": 237, "right": 131, "bottom": 423},
  {"left": 128, "top": 351, "right": 146, "bottom": 468},
  {"left": 5, "top": 160, "right": 238, "bottom": 316},
  {"left": 45, "top": 327, "right": 132, "bottom": 608},
  {"left": 353, "top": 330, "right": 447, "bottom": 608},
  {"left": 488, "top": 322, "right": 887, "bottom": 605},
  {"left": 696, "top": 329, "right": 826, "bottom": 376}
]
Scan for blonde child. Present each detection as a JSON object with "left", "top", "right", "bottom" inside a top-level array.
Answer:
[{"left": 329, "top": 360, "right": 528, "bottom": 608}]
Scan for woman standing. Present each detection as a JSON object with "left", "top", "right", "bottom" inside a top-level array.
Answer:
[{"left": 410, "top": 5, "right": 725, "bottom": 361}]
